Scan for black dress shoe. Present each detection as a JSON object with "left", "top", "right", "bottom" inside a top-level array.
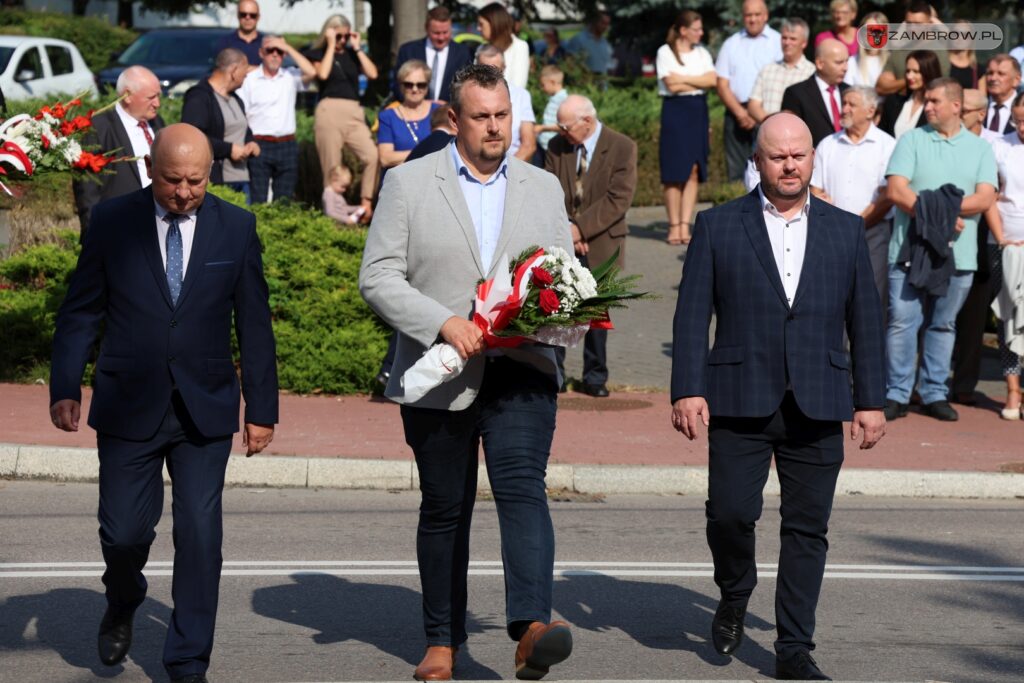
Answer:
[
  {"left": 580, "top": 383, "right": 609, "bottom": 398},
  {"left": 97, "top": 606, "right": 135, "bottom": 666},
  {"left": 883, "top": 399, "right": 908, "bottom": 420},
  {"left": 922, "top": 400, "right": 958, "bottom": 421},
  {"left": 171, "top": 676, "right": 209, "bottom": 683},
  {"left": 710, "top": 600, "right": 746, "bottom": 656},
  {"left": 776, "top": 650, "right": 831, "bottom": 680}
]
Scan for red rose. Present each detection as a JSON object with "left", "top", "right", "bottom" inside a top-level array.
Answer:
[
  {"left": 538, "top": 289, "right": 560, "bottom": 315},
  {"left": 531, "top": 266, "right": 553, "bottom": 288}
]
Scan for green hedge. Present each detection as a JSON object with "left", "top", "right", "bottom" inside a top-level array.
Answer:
[
  {"left": 0, "top": 9, "right": 136, "bottom": 73},
  {"left": 0, "top": 186, "right": 389, "bottom": 394}
]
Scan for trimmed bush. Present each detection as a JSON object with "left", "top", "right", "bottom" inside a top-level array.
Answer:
[
  {"left": 0, "top": 187, "right": 389, "bottom": 393},
  {"left": 0, "top": 9, "right": 136, "bottom": 73}
]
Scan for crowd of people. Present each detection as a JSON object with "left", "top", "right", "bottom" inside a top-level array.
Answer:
[{"left": 44, "top": 2, "right": 1024, "bottom": 683}]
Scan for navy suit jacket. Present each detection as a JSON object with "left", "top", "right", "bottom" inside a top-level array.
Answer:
[
  {"left": 670, "top": 190, "right": 885, "bottom": 422},
  {"left": 50, "top": 187, "right": 279, "bottom": 440},
  {"left": 393, "top": 38, "right": 473, "bottom": 103}
]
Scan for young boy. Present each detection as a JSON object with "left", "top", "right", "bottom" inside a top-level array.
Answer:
[
  {"left": 532, "top": 65, "right": 568, "bottom": 167},
  {"left": 322, "top": 165, "right": 366, "bottom": 225}
]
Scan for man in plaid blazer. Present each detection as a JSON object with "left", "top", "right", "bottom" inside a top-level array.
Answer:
[{"left": 670, "top": 112, "right": 886, "bottom": 681}]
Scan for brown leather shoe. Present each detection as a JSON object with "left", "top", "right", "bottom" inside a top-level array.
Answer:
[
  {"left": 514, "top": 621, "right": 573, "bottom": 680},
  {"left": 413, "top": 645, "right": 457, "bottom": 681}
]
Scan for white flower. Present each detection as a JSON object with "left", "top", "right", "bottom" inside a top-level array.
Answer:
[
  {"left": 61, "top": 138, "right": 82, "bottom": 163},
  {"left": 571, "top": 263, "right": 599, "bottom": 300}
]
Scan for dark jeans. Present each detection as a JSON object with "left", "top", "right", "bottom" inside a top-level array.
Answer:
[
  {"left": 97, "top": 392, "right": 232, "bottom": 679},
  {"left": 706, "top": 392, "right": 843, "bottom": 657},
  {"left": 249, "top": 138, "right": 298, "bottom": 203},
  {"left": 401, "top": 356, "right": 557, "bottom": 646},
  {"left": 723, "top": 107, "right": 755, "bottom": 182}
]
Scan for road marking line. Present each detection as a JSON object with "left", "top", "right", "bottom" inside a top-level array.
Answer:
[{"left": 2, "top": 568, "right": 1023, "bottom": 581}]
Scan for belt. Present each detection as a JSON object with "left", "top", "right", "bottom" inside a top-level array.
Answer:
[{"left": 253, "top": 134, "right": 295, "bottom": 143}]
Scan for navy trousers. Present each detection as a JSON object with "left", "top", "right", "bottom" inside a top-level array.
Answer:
[
  {"left": 97, "top": 391, "right": 231, "bottom": 679},
  {"left": 706, "top": 392, "right": 843, "bottom": 657},
  {"left": 401, "top": 356, "right": 558, "bottom": 646}
]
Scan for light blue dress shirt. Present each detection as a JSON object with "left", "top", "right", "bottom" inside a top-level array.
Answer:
[
  {"left": 450, "top": 141, "right": 508, "bottom": 274},
  {"left": 714, "top": 26, "right": 783, "bottom": 103}
]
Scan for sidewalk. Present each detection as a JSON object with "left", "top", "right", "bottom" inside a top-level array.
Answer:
[{"left": 4, "top": 207, "right": 1023, "bottom": 498}]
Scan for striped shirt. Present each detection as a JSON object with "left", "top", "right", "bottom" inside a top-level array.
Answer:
[{"left": 748, "top": 57, "right": 815, "bottom": 116}]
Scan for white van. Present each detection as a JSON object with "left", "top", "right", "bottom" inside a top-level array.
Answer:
[{"left": 0, "top": 36, "right": 99, "bottom": 103}]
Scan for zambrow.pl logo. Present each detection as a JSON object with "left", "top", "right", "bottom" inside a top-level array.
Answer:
[{"left": 857, "top": 22, "right": 1003, "bottom": 51}]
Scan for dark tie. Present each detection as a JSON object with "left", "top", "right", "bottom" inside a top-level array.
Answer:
[
  {"left": 428, "top": 50, "right": 440, "bottom": 100},
  {"left": 165, "top": 213, "right": 183, "bottom": 305},
  {"left": 827, "top": 85, "right": 841, "bottom": 132},
  {"left": 573, "top": 146, "right": 588, "bottom": 218},
  {"left": 989, "top": 104, "right": 1003, "bottom": 132},
  {"left": 138, "top": 120, "right": 153, "bottom": 147}
]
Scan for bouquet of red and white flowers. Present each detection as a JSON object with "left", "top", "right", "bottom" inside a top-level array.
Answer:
[
  {"left": 0, "top": 96, "right": 121, "bottom": 196},
  {"left": 402, "top": 244, "right": 648, "bottom": 401}
]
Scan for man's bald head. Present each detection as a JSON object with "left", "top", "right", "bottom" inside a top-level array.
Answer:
[
  {"left": 815, "top": 38, "right": 849, "bottom": 86},
  {"left": 147, "top": 124, "right": 213, "bottom": 214},
  {"left": 150, "top": 124, "right": 213, "bottom": 168},
  {"left": 741, "top": 0, "right": 769, "bottom": 36},
  {"left": 556, "top": 94, "right": 598, "bottom": 145},
  {"left": 558, "top": 94, "right": 597, "bottom": 120},
  {"left": 754, "top": 113, "right": 814, "bottom": 204},
  {"left": 963, "top": 88, "right": 987, "bottom": 113},
  {"left": 117, "top": 66, "right": 162, "bottom": 122}
]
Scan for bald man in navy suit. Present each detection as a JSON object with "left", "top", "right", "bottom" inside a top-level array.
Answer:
[{"left": 51, "top": 124, "right": 277, "bottom": 683}]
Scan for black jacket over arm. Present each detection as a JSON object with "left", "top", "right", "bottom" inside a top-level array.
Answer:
[{"left": 181, "top": 79, "right": 254, "bottom": 184}]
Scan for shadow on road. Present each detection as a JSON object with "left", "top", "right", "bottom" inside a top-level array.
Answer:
[
  {"left": 0, "top": 587, "right": 169, "bottom": 681},
  {"left": 862, "top": 534, "right": 1024, "bottom": 679},
  {"left": 555, "top": 573, "right": 777, "bottom": 675},
  {"left": 251, "top": 573, "right": 503, "bottom": 679}
]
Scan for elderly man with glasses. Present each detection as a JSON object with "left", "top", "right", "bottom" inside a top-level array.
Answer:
[
  {"left": 237, "top": 36, "right": 316, "bottom": 203},
  {"left": 216, "top": 0, "right": 264, "bottom": 68}
]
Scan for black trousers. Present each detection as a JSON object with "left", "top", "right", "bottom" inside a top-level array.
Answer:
[
  {"left": 706, "top": 392, "right": 843, "bottom": 657},
  {"left": 723, "top": 107, "right": 755, "bottom": 182},
  {"left": 553, "top": 252, "right": 609, "bottom": 385},
  {"left": 97, "top": 392, "right": 232, "bottom": 679},
  {"left": 953, "top": 225, "right": 1001, "bottom": 396}
]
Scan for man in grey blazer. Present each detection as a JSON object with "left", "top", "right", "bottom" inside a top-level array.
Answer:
[{"left": 360, "top": 64, "right": 574, "bottom": 682}]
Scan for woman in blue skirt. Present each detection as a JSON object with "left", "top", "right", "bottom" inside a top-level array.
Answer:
[{"left": 657, "top": 10, "right": 715, "bottom": 245}]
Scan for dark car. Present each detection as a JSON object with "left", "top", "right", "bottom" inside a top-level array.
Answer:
[{"left": 97, "top": 27, "right": 235, "bottom": 97}]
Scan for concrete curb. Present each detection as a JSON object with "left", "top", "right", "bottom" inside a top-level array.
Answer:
[{"left": 3, "top": 443, "right": 1023, "bottom": 499}]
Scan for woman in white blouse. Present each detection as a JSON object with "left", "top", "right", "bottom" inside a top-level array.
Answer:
[
  {"left": 987, "top": 92, "right": 1024, "bottom": 419},
  {"left": 477, "top": 2, "right": 530, "bottom": 89},
  {"left": 655, "top": 10, "right": 715, "bottom": 245},
  {"left": 845, "top": 11, "right": 889, "bottom": 89},
  {"left": 878, "top": 50, "right": 940, "bottom": 139}
]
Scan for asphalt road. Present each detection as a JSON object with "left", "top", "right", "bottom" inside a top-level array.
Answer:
[{"left": 2, "top": 481, "right": 1022, "bottom": 683}]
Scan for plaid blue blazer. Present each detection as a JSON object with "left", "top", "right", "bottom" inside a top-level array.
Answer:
[{"left": 670, "top": 190, "right": 885, "bottom": 421}]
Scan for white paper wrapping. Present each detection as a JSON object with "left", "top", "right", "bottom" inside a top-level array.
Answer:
[{"left": 400, "top": 343, "right": 469, "bottom": 402}]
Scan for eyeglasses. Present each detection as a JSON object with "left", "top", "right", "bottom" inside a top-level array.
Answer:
[
  {"left": 238, "top": 12, "right": 259, "bottom": 19},
  {"left": 557, "top": 117, "right": 583, "bottom": 132},
  {"left": 264, "top": 48, "right": 284, "bottom": 56},
  {"left": 402, "top": 81, "right": 428, "bottom": 90}
]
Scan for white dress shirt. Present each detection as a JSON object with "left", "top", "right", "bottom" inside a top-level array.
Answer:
[
  {"left": 812, "top": 123, "right": 896, "bottom": 219},
  {"left": 425, "top": 40, "right": 449, "bottom": 100},
  {"left": 993, "top": 133, "right": 1024, "bottom": 242},
  {"left": 237, "top": 66, "right": 304, "bottom": 136},
  {"left": 814, "top": 75, "right": 841, "bottom": 132},
  {"left": 759, "top": 186, "right": 810, "bottom": 306},
  {"left": 115, "top": 103, "right": 153, "bottom": 188},
  {"left": 507, "top": 83, "right": 536, "bottom": 157},
  {"left": 154, "top": 202, "right": 197, "bottom": 277}
]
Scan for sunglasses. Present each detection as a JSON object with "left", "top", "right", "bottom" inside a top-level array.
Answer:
[
  {"left": 402, "top": 81, "right": 428, "bottom": 90},
  {"left": 238, "top": 12, "right": 259, "bottom": 19},
  {"left": 264, "top": 47, "right": 284, "bottom": 56}
]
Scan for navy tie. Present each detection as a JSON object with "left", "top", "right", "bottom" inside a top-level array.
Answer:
[{"left": 165, "top": 213, "right": 183, "bottom": 305}]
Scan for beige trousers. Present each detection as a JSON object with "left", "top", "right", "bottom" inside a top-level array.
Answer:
[{"left": 314, "top": 98, "right": 379, "bottom": 200}]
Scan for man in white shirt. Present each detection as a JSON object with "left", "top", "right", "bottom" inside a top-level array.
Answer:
[
  {"left": 983, "top": 54, "right": 1022, "bottom": 136},
  {"left": 715, "top": 0, "right": 782, "bottom": 181},
  {"left": 748, "top": 18, "right": 815, "bottom": 123},
  {"left": 72, "top": 66, "right": 163, "bottom": 237},
  {"left": 475, "top": 44, "right": 535, "bottom": 162},
  {"left": 237, "top": 35, "right": 316, "bottom": 203},
  {"left": 811, "top": 85, "right": 896, "bottom": 305}
]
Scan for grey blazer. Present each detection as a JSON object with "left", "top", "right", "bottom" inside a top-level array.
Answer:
[{"left": 360, "top": 144, "right": 573, "bottom": 410}]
